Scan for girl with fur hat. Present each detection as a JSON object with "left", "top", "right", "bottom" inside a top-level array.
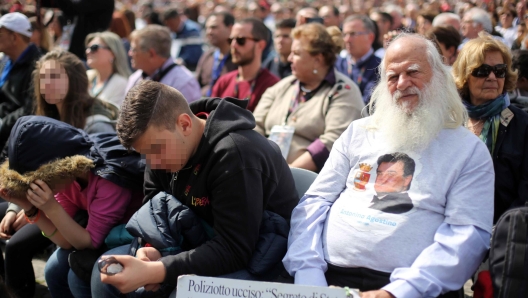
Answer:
[{"left": 0, "top": 116, "right": 142, "bottom": 298}]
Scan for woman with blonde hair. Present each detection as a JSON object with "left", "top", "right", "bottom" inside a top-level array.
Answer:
[
  {"left": 452, "top": 32, "right": 528, "bottom": 223},
  {"left": 85, "top": 31, "right": 131, "bottom": 107},
  {"left": 253, "top": 23, "right": 364, "bottom": 172}
]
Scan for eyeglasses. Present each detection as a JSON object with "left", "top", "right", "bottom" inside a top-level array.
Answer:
[
  {"left": 471, "top": 64, "right": 508, "bottom": 78},
  {"left": 86, "top": 44, "right": 110, "bottom": 53},
  {"left": 502, "top": 13, "right": 512, "bottom": 17},
  {"left": 228, "top": 37, "right": 260, "bottom": 46},
  {"left": 343, "top": 31, "right": 369, "bottom": 37}
]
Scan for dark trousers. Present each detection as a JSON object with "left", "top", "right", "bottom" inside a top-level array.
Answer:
[
  {"left": 0, "top": 202, "right": 52, "bottom": 298},
  {"left": 325, "top": 264, "right": 463, "bottom": 298}
]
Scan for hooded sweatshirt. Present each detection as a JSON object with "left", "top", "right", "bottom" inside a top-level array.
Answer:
[
  {"left": 2, "top": 116, "right": 143, "bottom": 247},
  {"left": 144, "top": 97, "right": 299, "bottom": 285}
]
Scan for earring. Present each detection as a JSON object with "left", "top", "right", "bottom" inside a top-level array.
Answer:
[{"left": 313, "top": 69, "right": 318, "bottom": 74}]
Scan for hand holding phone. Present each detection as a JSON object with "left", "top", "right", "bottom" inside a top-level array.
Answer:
[{"left": 98, "top": 256, "right": 124, "bottom": 276}]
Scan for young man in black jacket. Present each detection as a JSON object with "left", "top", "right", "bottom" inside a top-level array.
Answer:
[
  {"left": 89, "top": 80, "right": 299, "bottom": 297},
  {"left": 0, "top": 12, "right": 42, "bottom": 150}
]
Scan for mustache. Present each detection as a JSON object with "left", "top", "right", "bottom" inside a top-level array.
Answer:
[{"left": 393, "top": 87, "right": 421, "bottom": 101}]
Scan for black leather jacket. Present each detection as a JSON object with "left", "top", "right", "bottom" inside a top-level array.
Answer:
[{"left": 0, "top": 44, "right": 42, "bottom": 149}]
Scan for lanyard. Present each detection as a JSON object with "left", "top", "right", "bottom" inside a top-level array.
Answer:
[
  {"left": 90, "top": 73, "right": 114, "bottom": 98},
  {"left": 284, "top": 81, "right": 307, "bottom": 124},
  {"left": 233, "top": 69, "right": 262, "bottom": 100},
  {"left": 206, "top": 50, "right": 229, "bottom": 96}
]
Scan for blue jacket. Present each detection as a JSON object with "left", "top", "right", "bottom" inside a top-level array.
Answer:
[
  {"left": 7, "top": 116, "right": 145, "bottom": 191},
  {"left": 173, "top": 19, "right": 204, "bottom": 70},
  {"left": 335, "top": 52, "right": 381, "bottom": 104}
]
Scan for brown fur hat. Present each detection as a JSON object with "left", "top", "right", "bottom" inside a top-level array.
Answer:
[{"left": 0, "top": 155, "right": 94, "bottom": 199}]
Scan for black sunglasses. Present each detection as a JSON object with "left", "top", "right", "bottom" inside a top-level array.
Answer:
[
  {"left": 471, "top": 64, "right": 507, "bottom": 78},
  {"left": 228, "top": 37, "right": 260, "bottom": 46},
  {"left": 86, "top": 44, "right": 110, "bottom": 53}
]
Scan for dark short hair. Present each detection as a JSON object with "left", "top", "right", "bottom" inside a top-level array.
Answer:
[
  {"left": 377, "top": 153, "right": 416, "bottom": 178},
  {"left": 208, "top": 11, "right": 235, "bottom": 27},
  {"left": 344, "top": 14, "right": 376, "bottom": 35},
  {"left": 117, "top": 81, "right": 192, "bottom": 149},
  {"left": 162, "top": 8, "right": 179, "bottom": 21},
  {"left": 276, "top": 18, "right": 296, "bottom": 30},
  {"left": 512, "top": 50, "right": 528, "bottom": 80},
  {"left": 425, "top": 26, "right": 461, "bottom": 52},
  {"left": 237, "top": 17, "right": 270, "bottom": 42}
]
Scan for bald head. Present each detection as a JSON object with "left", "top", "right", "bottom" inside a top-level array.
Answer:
[{"left": 296, "top": 7, "right": 318, "bottom": 26}]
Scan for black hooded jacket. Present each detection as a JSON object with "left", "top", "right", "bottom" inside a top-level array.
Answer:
[
  {"left": 143, "top": 97, "right": 299, "bottom": 284},
  {"left": 0, "top": 44, "right": 42, "bottom": 149}
]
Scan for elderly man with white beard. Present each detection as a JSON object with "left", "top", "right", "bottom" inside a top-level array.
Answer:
[{"left": 283, "top": 33, "right": 494, "bottom": 298}]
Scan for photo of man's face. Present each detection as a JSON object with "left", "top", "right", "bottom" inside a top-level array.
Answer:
[{"left": 374, "top": 161, "right": 413, "bottom": 194}]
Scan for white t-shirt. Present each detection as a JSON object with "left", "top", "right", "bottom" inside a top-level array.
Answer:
[{"left": 308, "top": 117, "right": 494, "bottom": 273}]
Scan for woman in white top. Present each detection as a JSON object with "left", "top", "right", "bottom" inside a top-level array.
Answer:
[
  {"left": 85, "top": 31, "right": 131, "bottom": 107},
  {"left": 495, "top": 6, "right": 518, "bottom": 48}
]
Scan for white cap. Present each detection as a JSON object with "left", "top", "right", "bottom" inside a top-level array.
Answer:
[{"left": 0, "top": 12, "right": 32, "bottom": 38}]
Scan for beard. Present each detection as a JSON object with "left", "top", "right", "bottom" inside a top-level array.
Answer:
[
  {"left": 370, "top": 72, "right": 451, "bottom": 153},
  {"left": 232, "top": 45, "right": 256, "bottom": 66}
]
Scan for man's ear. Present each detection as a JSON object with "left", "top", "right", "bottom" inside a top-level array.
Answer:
[
  {"left": 148, "top": 48, "right": 156, "bottom": 58},
  {"left": 177, "top": 113, "right": 193, "bottom": 136},
  {"left": 404, "top": 175, "right": 413, "bottom": 190},
  {"left": 257, "top": 39, "right": 267, "bottom": 51}
]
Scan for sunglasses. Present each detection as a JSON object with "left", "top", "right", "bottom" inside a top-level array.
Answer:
[
  {"left": 471, "top": 64, "right": 507, "bottom": 78},
  {"left": 86, "top": 44, "right": 110, "bottom": 53},
  {"left": 228, "top": 37, "right": 260, "bottom": 46}
]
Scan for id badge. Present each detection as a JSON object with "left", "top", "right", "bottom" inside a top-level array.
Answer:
[{"left": 268, "top": 125, "right": 295, "bottom": 160}]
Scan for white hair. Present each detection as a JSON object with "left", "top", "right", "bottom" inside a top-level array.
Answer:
[
  {"left": 367, "top": 34, "right": 467, "bottom": 152},
  {"left": 432, "top": 12, "right": 461, "bottom": 27},
  {"left": 384, "top": 4, "right": 403, "bottom": 17},
  {"left": 466, "top": 7, "right": 492, "bottom": 33}
]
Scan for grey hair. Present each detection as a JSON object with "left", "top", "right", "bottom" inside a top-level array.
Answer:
[
  {"left": 370, "top": 33, "right": 467, "bottom": 128},
  {"left": 130, "top": 25, "right": 172, "bottom": 58},
  {"left": 432, "top": 12, "right": 461, "bottom": 27},
  {"left": 466, "top": 8, "right": 492, "bottom": 33},
  {"left": 85, "top": 31, "right": 132, "bottom": 78},
  {"left": 343, "top": 14, "right": 376, "bottom": 34}
]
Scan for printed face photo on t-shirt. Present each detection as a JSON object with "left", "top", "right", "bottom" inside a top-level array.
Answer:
[{"left": 368, "top": 153, "right": 415, "bottom": 214}]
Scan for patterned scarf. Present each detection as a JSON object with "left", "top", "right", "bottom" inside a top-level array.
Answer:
[{"left": 463, "top": 93, "right": 509, "bottom": 154}]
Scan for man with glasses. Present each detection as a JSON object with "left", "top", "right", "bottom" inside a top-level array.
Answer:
[
  {"left": 0, "top": 12, "right": 41, "bottom": 150},
  {"left": 211, "top": 18, "right": 279, "bottom": 112},
  {"left": 125, "top": 25, "right": 201, "bottom": 103},
  {"left": 336, "top": 15, "right": 381, "bottom": 104}
]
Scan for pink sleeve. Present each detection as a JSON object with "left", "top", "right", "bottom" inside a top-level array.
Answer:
[
  {"left": 85, "top": 175, "right": 133, "bottom": 248},
  {"left": 55, "top": 187, "right": 79, "bottom": 218}
]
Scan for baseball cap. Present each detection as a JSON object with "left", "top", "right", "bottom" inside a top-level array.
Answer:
[{"left": 0, "top": 12, "right": 32, "bottom": 38}]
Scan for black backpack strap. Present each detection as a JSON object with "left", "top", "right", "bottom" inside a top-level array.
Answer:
[{"left": 152, "top": 63, "right": 178, "bottom": 82}]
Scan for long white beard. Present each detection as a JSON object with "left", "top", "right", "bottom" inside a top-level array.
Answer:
[{"left": 370, "top": 74, "right": 450, "bottom": 152}]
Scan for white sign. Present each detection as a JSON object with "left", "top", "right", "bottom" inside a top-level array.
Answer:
[{"left": 176, "top": 275, "right": 360, "bottom": 298}]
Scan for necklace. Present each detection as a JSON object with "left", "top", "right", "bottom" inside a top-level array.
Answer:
[
  {"left": 300, "top": 85, "right": 312, "bottom": 93},
  {"left": 466, "top": 119, "right": 484, "bottom": 129}
]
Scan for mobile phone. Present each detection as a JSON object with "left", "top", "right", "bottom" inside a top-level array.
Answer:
[{"left": 98, "top": 256, "right": 124, "bottom": 275}]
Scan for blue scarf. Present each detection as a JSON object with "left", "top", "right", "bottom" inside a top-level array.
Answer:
[{"left": 463, "top": 93, "right": 509, "bottom": 154}]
